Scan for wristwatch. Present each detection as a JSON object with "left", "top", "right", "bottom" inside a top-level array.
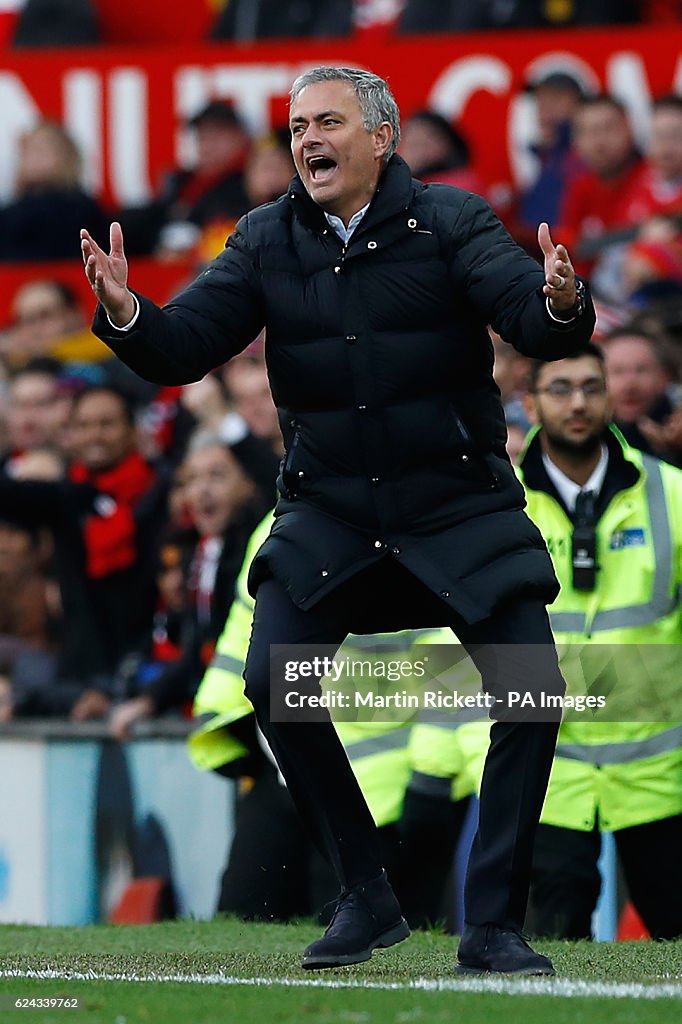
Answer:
[{"left": 549, "top": 278, "right": 586, "bottom": 322}]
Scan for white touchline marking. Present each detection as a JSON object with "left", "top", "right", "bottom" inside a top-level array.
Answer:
[{"left": 0, "top": 968, "right": 680, "bottom": 1000}]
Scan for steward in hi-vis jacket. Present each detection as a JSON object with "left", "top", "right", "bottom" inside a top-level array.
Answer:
[{"left": 519, "top": 345, "right": 681, "bottom": 940}]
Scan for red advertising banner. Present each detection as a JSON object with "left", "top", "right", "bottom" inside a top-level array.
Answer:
[
  {"left": 0, "top": 257, "right": 196, "bottom": 326},
  {"left": 0, "top": 25, "right": 680, "bottom": 212}
]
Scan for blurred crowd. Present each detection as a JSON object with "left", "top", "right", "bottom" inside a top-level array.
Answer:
[
  {"left": 2, "top": 0, "right": 681, "bottom": 49},
  {"left": 0, "top": 48, "right": 681, "bottom": 733}
]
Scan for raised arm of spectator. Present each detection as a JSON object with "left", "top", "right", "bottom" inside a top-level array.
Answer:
[{"left": 82, "top": 219, "right": 266, "bottom": 386}]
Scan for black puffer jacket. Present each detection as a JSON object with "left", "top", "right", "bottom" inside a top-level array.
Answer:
[{"left": 94, "top": 156, "right": 595, "bottom": 625}]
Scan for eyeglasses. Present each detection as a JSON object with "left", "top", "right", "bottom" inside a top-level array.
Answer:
[{"left": 535, "top": 380, "right": 607, "bottom": 399}]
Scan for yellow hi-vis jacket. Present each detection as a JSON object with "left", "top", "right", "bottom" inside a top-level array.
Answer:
[
  {"left": 407, "top": 629, "right": 490, "bottom": 802},
  {"left": 519, "top": 425, "right": 682, "bottom": 832}
]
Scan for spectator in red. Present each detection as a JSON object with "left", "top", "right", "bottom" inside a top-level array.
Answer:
[
  {"left": 622, "top": 214, "right": 682, "bottom": 304},
  {"left": 624, "top": 96, "right": 682, "bottom": 224},
  {"left": 196, "top": 129, "right": 295, "bottom": 264},
  {"left": 121, "top": 100, "right": 252, "bottom": 257},
  {"left": 558, "top": 95, "right": 643, "bottom": 279},
  {"left": 600, "top": 325, "right": 682, "bottom": 466},
  {"left": 0, "top": 385, "right": 165, "bottom": 716},
  {"left": 399, "top": 110, "right": 484, "bottom": 195}
]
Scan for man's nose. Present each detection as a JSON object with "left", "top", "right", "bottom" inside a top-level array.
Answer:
[{"left": 301, "top": 124, "right": 322, "bottom": 147}]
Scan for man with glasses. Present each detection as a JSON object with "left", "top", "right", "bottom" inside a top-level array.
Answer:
[{"left": 519, "top": 344, "right": 682, "bottom": 940}]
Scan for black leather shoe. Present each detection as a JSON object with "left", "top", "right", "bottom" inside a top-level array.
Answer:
[
  {"left": 302, "top": 870, "right": 410, "bottom": 970},
  {"left": 456, "top": 924, "right": 555, "bottom": 976}
]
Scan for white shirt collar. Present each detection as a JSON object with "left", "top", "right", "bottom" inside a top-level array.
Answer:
[
  {"left": 542, "top": 444, "right": 609, "bottom": 513},
  {"left": 324, "top": 203, "right": 371, "bottom": 244}
]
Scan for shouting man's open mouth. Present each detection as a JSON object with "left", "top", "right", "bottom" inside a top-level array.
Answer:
[{"left": 307, "top": 154, "right": 338, "bottom": 184}]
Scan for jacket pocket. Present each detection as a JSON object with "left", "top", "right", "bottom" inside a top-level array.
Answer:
[{"left": 450, "top": 412, "right": 500, "bottom": 491}]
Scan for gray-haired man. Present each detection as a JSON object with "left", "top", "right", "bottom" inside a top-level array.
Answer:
[{"left": 83, "top": 67, "right": 595, "bottom": 975}]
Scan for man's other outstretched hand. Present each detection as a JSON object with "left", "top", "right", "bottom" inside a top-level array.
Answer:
[
  {"left": 81, "top": 222, "right": 136, "bottom": 327},
  {"left": 538, "top": 222, "right": 578, "bottom": 314}
]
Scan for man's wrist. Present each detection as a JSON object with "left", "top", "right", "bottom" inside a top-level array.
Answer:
[
  {"left": 106, "top": 294, "right": 139, "bottom": 331},
  {"left": 547, "top": 279, "right": 586, "bottom": 323}
]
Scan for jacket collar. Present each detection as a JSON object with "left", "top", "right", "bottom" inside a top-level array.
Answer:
[
  {"left": 287, "top": 155, "right": 420, "bottom": 235},
  {"left": 520, "top": 423, "right": 641, "bottom": 521}
]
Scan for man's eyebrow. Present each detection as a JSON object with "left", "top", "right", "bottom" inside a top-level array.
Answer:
[
  {"left": 290, "top": 110, "right": 345, "bottom": 124},
  {"left": 543, "top": 376, "right": 603, "bottom": 386}
]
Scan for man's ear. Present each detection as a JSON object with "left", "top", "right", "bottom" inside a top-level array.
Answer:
[
  {"left": 373, "top": 122, "right": 393, "bottom": 160},
  {"left": 523, "top": 391, "right": 540, "bottom": 425}
]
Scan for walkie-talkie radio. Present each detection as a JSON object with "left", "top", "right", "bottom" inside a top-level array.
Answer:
[{"left": 572, "top": 489, "right": 598, "bottom": 590}]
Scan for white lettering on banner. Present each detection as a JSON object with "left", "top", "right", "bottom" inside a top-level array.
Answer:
[
  {"left": 110, "top": 69, "right": 151, "bottom": 206},
  {"left": 64, "top": 70, "right": 102, "bottom": 197},
  {"left": 428, "top": 57, "right": 511, "bottom": 121},
  {"left": 0, "top": 73, "right": 39, "bottom": 199},
  {"left": 209, "top": 64, "right": 298, "bottom": 134},
  {"left": 508, "top": 91, "right": 537, "bottom": 192},
  {"left": 173, "top": 63, "right": 298, "bottom": 171},
  {"left": 174, "top": 66, "right": 213, "bottom": 171},
  {"left": 0, "top": 38, "right": 680, "bottom": 207}
]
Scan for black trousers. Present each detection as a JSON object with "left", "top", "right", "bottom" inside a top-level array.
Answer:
[
  {"left": 244, "top": 558, "right": 565, "bottom": 931},
  {"left": 527, "top": 815, "right": 682, "bottom": 940}
]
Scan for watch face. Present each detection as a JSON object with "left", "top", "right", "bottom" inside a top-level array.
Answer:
[{"left": 573, "top": 279, "right": 585, "bottom": 312}]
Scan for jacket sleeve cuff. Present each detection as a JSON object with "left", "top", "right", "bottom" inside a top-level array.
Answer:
[
  {"left": 545, "top": 296, "right": 576, "bottom": 324},
  {"left": 106, "top": 294, "right": 140, "bottom": 331}
]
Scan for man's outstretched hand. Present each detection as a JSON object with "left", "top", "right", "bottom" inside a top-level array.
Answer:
[
  {"left": 538, "top": 222, "right": 578, "bottom": 314},
  {"left": 81, "top": 221, "right": 136, "bottom": 327}
]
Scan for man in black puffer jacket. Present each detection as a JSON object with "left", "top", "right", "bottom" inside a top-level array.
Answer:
[{"left": 83, "top": 67, "right": 595, "bottom": 976}]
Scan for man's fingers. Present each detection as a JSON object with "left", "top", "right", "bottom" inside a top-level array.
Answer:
[
  {"left": 110, "top": 221, "right": 125, "bottom": 258},
  {"left": 538, "top": 222, "right": 555, "bottom": 257},
  {"left": 84, "top": 253, "right": 98, "bottom": 286},
  {"left": 81, "top": 227, "right": 104, "bottom": 258}
]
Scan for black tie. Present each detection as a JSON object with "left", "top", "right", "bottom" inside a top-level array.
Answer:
[{"left": 574, "top": 488, "right": 596, "bottom": 526}]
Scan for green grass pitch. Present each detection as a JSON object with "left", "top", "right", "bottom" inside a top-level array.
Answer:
[{"left": 0, "top": 919, "right": 679, "bottom": 1023}]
